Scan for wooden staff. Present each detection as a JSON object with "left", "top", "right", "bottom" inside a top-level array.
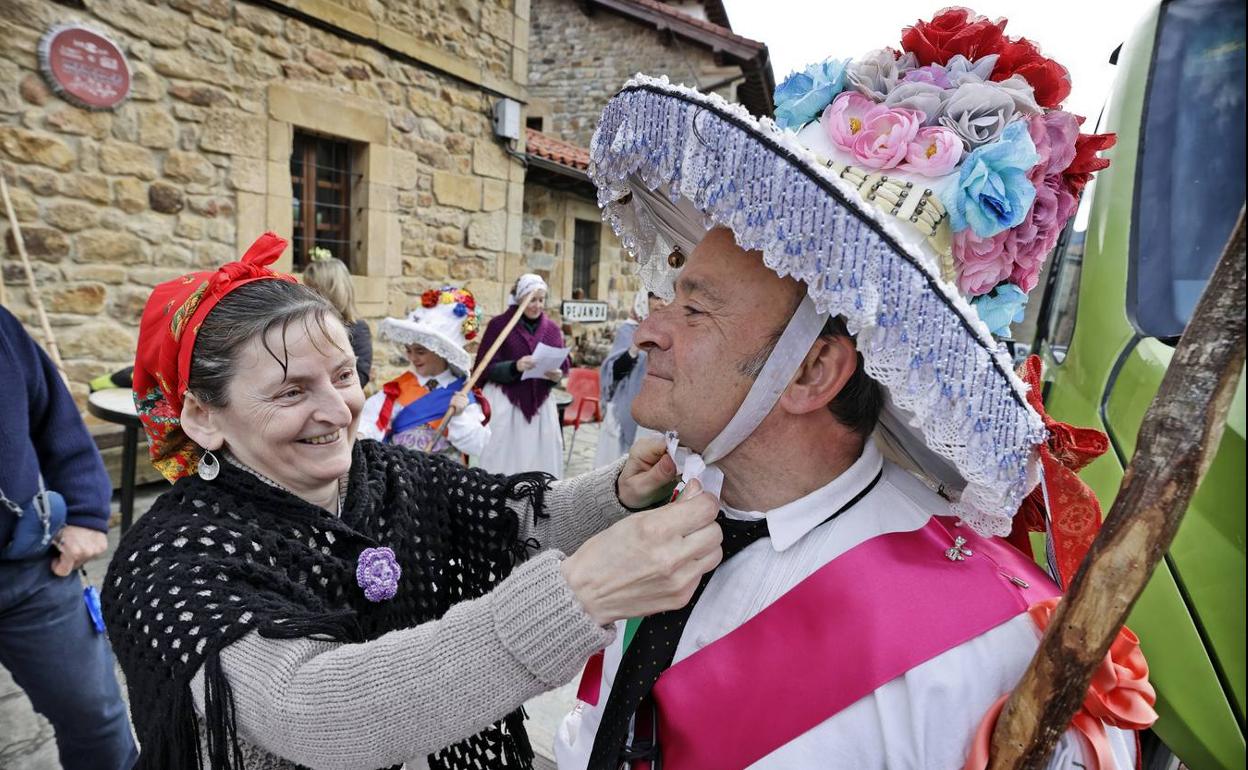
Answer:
[
  {"left": 987, "top": 207, "right": 1246, "bottom": 769},
  {"left": 434, "top": 289, "right": 539, "bottom": 439},
  {"left": 1, "top": 173, "right": 65, "bottom": 373}
]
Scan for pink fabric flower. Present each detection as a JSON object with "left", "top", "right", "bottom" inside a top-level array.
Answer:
[
  {"left": 825, "top": 93, "right": 924, "bottom": 170},
  {"left": 1006, "top": 175, "right": 1077, "bottom": 291},
  {"left": 903, "top": 126, "right": 963, "bottom": 176},
  {"left": 952, "top": 229, "right": 1013, "bottom": 296},
  {"left": 1026, "top": 110, "right": 1080, "bottom": 182},
  {"left": 824, "top": 92, "right": 889, "bottom": 153}
]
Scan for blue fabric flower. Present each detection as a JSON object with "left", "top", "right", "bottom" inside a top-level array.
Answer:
[
  {"left": 452, "top": 302, "right": 468, "bottom": 317},
  {"left": 942, "top": 120, "right": 1039, "bottom": 238},
  {"left": 972, "top": 283, "right": 1028, "bottom": 337},
  {"left": 774, "top": 58, "right": 851, "bottom": 130}
]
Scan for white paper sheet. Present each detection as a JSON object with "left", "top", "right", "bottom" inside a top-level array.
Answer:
[{"left": 520, "top": 342, "right": 570, "bottom": 381}]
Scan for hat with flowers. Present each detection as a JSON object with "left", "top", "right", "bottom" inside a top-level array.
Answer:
[
  {"left": 588, "top": 7, "right": 1115, "bottom": 536},
  {"left": 379, "top": 286, "right": 479, "bottom": 375}
]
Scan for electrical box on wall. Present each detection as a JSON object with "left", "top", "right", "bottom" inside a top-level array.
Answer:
[{"left": 492, "top": 98, "right": 521, "bottom": 141}]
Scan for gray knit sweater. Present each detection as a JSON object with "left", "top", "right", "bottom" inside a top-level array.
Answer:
[{"left": 188, "top": 458, "right": 630, "bottom": 770}]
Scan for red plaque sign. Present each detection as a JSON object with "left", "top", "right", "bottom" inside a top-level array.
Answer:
[{"left": 38, "top": 24, "right": 131, "bottom": 110}]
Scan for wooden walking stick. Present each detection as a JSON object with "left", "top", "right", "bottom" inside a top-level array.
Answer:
[
  {"left": 986, "top": 207, "right": 1246, "bottom": 770},
  {"left": 1, "top": 173, "right": 66, "bottom": 373},
  {"left": 434, "top": 289, "right": 540, "bottom": 439}
]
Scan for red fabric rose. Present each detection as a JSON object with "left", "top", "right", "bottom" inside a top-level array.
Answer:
[
  {"left": 901, "top": 7, "right": 1007, "bottom": 66},
  {"left": 1063, "top": 130, "right": 1117, "bottom": 197},
  {"left": 420, "top": 289, "right": 439, "bottom": 308},
  {"left": 991, "top": 36, "right": 1072, "bottom": 109}
]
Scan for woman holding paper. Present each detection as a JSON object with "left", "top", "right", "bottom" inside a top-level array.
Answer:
[{"left": 475, "top": 274, "right": 570, "bottom": 477}]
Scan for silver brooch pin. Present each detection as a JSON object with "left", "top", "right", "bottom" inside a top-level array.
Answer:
[{"left": 945, "top": 536, "right": 973, "bottom": 562}]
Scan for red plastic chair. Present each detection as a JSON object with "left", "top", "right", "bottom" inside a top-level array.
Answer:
[{"left": 562, "top": 367, "right": 602, "bottom": 462}]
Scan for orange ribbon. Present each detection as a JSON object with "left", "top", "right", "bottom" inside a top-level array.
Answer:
[
  {"left": 1007, "top": 355, "right": 1110, "bottom": 588},
  {"left": 962, "top": 597, "right": 1157, "bottom": 770}
]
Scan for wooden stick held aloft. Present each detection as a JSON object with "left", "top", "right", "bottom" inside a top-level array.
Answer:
[
  {"left": 434, "top": 289, "right": 539, "bottom": 440},
  {"left": 986, "top": 207, "right": 1246, "bottom": 769}
]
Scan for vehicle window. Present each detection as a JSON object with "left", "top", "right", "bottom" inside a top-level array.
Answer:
[{"left": 1129, "top": 0, "right": 1246, "bottom": 340}]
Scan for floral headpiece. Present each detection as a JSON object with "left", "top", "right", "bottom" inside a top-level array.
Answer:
[
  {"left": 420, "top": 286, "right": 480, "bottom": 341},
  {"left": 381, "top": 286, "right": 480, "bottom": 375},
  {"left": 773, "top": 7, "right": 1115, "bottom": 336}
]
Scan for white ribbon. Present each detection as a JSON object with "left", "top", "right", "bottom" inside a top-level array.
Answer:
[{"left": 666, "top": 295, "right": 828, "bottom": 498}]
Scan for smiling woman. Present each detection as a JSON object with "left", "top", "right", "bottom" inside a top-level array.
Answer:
[{"left": 101, "top": 233, "right": 726, "bottom": 770}]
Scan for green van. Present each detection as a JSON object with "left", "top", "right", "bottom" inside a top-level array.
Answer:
[{"left": 1029, "top": 0, "right": 1245, "bottom": 767}]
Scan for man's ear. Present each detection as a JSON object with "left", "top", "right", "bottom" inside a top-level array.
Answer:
[
  {"left": 180, "top": 392, "right": 225, "bottom": 451},
  {"left": 780, "top": 335, "right": 858, "bottom": 415}
]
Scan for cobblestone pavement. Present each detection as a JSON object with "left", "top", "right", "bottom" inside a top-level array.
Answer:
[{"left": 0, "top": 422, "right": 603, "bottom": 770}]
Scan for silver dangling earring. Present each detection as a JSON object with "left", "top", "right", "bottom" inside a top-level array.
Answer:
[{"left": 198, "top": 449, "right": 220, "bottom": 481}]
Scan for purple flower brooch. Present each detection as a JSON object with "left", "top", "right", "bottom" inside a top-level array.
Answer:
[{"left": 356, "top": 546, "right": 401, "bottom": 602}]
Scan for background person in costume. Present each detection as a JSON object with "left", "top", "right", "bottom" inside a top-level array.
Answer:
[
  {"left": 357, "top": 286, "right": 491, "bottom": 463},
  {"left": 103, "top": 232, "right": 729, "bottom": 770},
  {"left": 302, "top": 247, "right": 373, "bottom": 388},
  {"left": 0, "top": 306, "right": 138, "bottom": 770},
  {"left": 592, "top": 290, "right": 666, "bottom": 468},
  {"left": 475, "top": 273, "right": 570, "bottom": 478},
  {"left": 558, "top": 8, "right": 1148, "bottom": 770}
]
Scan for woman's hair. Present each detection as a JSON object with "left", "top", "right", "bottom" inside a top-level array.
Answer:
[
  {"left": 302, "top": 257, "right": 359, "bottom": 324},
  {"left": 188, "top": 280, "right": 343, "bottom": 407}
]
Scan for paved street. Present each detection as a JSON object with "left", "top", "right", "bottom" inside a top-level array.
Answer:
[{"left": 0, "top": 422, "right": 603, "bottom": 770}]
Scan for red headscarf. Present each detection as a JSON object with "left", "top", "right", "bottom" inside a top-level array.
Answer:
[{"left": 132, "top": 233, "right": 295, "bottom": 482}]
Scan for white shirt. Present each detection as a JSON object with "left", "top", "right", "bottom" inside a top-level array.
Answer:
[
  {"left": 555, "top": 441, "right": 1137, "bottom": 769},
  {"left": 357, "top": 369, "right": 491, "bottom": 459}
]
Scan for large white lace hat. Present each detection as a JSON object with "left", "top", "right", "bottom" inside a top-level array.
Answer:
[
  {"left": 379, "top": 287, "right": 480, "bottom": 376},
  {"left": 587, "top": 9, "right": 1113, "bottom": 535}
]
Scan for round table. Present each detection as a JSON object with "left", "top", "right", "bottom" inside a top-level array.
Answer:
[{"left": 87, "top": 388, "right": 141, "bottom": 533}]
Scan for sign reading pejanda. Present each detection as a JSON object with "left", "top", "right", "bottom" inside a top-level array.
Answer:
[
  {"left": 561, "top": 300, "right": 609, "bottom": 323},
  {"left": 38, "top": 24, "right": 131, "bottom": 111}
]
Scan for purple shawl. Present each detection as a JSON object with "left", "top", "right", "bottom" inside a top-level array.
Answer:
[{"left": 476, "top": 305, "right": 569, "bottom": 421}]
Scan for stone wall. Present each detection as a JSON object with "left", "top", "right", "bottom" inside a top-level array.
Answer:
[
  {"left": 521, "top": 183, "right": 639, "bottom": 364},
  {"left": 0, "top": 0, "right": 529, "bottom": 405},
  {"left": 528, "top": 0, "right": 739, "bottom": 147}
]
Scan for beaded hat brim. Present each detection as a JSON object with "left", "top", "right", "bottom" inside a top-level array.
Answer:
[{"left": 589, "top": 75, "right": 1046, "bottom": 536}]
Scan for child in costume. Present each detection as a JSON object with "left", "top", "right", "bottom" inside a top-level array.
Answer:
[{"left": 358, "top": 287, "right": 489, "bottom": 464}]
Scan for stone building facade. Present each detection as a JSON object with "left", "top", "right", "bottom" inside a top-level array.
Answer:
[
  {"left": 519, "top": 0, "right": 772, "bottom": 358},
  {"left": 1, "top": 0, "right": 532, "bottom": 399}
]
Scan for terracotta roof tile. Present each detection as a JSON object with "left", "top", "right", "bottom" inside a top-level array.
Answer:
[{"left": 525, "top": 128, "right": 591, "bottom": 172}]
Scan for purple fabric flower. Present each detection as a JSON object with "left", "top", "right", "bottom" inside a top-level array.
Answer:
[{"left": 356, "top": 546, "right": 401, "bottom": 602}]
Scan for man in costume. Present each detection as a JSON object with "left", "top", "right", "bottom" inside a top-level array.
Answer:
[
  {"left": 358, "top": 286, "right": 490, "bottom": 463},
  {"left": 557, "top": 9, "right": 1154, "bottom": 769}
]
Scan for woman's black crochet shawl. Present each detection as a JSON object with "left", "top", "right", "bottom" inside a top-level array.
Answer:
[{"left": 103, "top": 439, "right": 551, "bottom": 770}]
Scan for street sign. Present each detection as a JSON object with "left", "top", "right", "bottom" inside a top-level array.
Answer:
[
  {"left": 561, "top": 300, "right": 609, "bottom": 323},
  {"left": 38, "top": 24, "right": 130, "bottom": 111}
]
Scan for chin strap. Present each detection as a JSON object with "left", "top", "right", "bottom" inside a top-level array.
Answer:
[{"left": 666, "top": 295, "right": 828, "bottom": 498}]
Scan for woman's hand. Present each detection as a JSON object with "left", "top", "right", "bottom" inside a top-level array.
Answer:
[
  {"left": 544, "top": 369, "right": 563, "bottom": 383},
  {"left": 561, "top": 480, "right": 721, "bottom": 626},
  {"left": 516, "top": 355, "right": 537, "bottom": 372},
  {"left": 616, "top": 436, "right": 678, "bottom": 510},
  {"left": 449, "top": 391, "right": 468, "bottom": 416}
]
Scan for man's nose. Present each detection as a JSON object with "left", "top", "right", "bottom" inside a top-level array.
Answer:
[{"left": 635, "top": 306, "right": 671, "bottom": 351}]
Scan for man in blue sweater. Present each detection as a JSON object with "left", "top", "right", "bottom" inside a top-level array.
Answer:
[{"left": 0, "top": 306, "right": 137, "bottom": 769}]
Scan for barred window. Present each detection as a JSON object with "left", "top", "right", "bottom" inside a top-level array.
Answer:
[{"left": 290, "top": 130, "right": 361, "bottom": 272}]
